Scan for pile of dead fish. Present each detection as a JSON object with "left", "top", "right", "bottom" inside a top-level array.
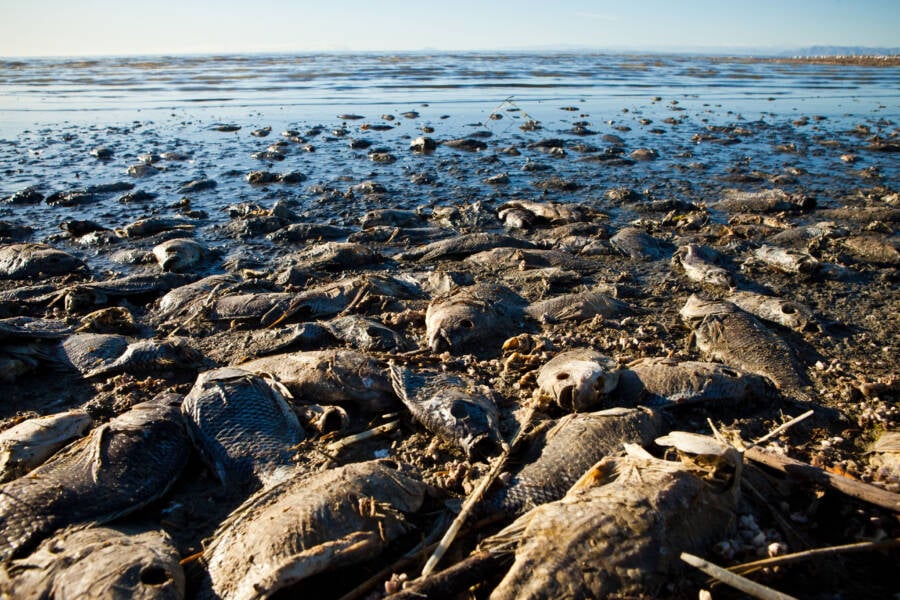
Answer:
[{"left": 0, "top": 185, "right": 897, "bottom": 599}]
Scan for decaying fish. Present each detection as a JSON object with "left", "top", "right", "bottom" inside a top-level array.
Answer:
[
  {"left": 0, "top": 394, "right": 190, "bottom": 562},
  {"left": 390, "top": 363, "right": 502, "bottom": 459},
  {"left": 49, "top": 333, "right": 202, "bottom": 378},
  {"left": 726, "top": 289, "right": 818, "bottom": 333},
  {"left": 482, "top": 437, "right": 741, "bottom": 599},
  {"left": 238, "top": 349, "right": 396, "bottom": 412},
  {"left": 154, "top": 274, "right": 239, "bottom": 322},
  {"left": 396, "top": 233, "right": 536, "bottom": 262},
  {"left": 487, "top": 407, "right": 662, "bottom": 515},
  {"left": 464, "top": 246, "right": 597, "bottom": 274},
  {"left": 752, "top": 244, "right": 820, "bottom": 274},
  {"left": 0, "top": 409, "right": 92, "bottom": 483},
  {"left": 0, "top": 317, "right": 71, "bottom": 341},
  {"left": 524, "top": 288, "right": 632, "bottom": 323},
  {"left": 202, "top": 460, "right": 426, "bottom": 600},
  {"left": 182, "top": 368, "right": 304, "bottom": 489},
  {"left": 680, "top": 295, "right": 810, "bottom": 398},
  {"left": 61, "top": 272, "right": 193, "bottom": 314},
  {"left": 360, "top": 208, "right": 426, "bottom": 228},
  {"left": 841, "top": 234, "right": 900, "bottom": 266},
  {"left": 613, "top": 357, "right": 770, "bottom": 407},
  {"left": 610, "top": 227, "right": 673, "bottom": 260},
  {"left": 425, "top": 283, "right": 527, "bottom": 356},
  {"left": 714, "top": 188, "right": 813, "bottom": 213},
  {"left": 497, "top": 200, "right": 588, "bottom": 229},
  {"left": 3, "top": 525, "right": 184, "bottom": 600},
  {"left": 152, "top": 237, "right": 207, "bottom": 272},
  {"left": 324, "top": 315, "right": 409, "bottom": 351},
  {"left": 674, "top": 243, "right": 734, "bottom": 288},
  {"left": 267, "top": 222, "right": 352, "bottom": 243},
  {"left": 534, "top": 349, "right": 620, "bottom": 411},
  {"left": 117, "top": 216, "right": 195, "bottom": 238},
  {"left": 0, "top": 243, "right": 86, "bottom": 279},
  {"left": 278, "top": 241, "right": 381, "bottom": 272},
  {"left": 869, "top": 430, "right": 900, "bottom": 483}
]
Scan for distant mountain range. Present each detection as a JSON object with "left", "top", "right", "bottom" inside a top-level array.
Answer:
[{"left": 786, "top": 46, "right": 900, "bottom": 56}]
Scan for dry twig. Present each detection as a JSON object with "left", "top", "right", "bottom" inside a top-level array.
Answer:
[
  {"left": 729, "top": 538, "right": 900, "bottom": 576},
  {"left": 681, "top": 552, "right": 798, "bottom": 600},
  {"left": 325, "top": 420, "right": 400, "bottom": 454}
]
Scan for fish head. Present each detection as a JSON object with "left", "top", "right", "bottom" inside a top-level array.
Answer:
[
  {"left": 443, "top": 394, "right": 503, "bottom": 460},
  {"left": 537, "top": 351, "right": 620, "bottom": 412},
  {"left": 425, "top": 303, "right": 485, "bottom": 354},
  {"left": 679, "top": 294, "right": 733, "bottom": 325}
]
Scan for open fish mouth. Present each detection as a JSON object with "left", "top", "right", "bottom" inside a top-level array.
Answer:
[{"left": 556, "top": 384, "right": 577, "bottom": 411}]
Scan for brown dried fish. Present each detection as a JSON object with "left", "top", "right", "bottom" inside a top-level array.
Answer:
[
  {"left": 202, "top": 460, "right": 425, "bottom": 600},
  {"left": 0, "top": 409, "right": 92, "bottom": 483},
  {"left": 533, "top": 348, "right": 619, "bottom": 411},
  {"left": 675, "top": 243, "right": 734, "bottom": 288},
  {"left": 425, "top": 283, "right": 527, "bottom": 356},
  {"left": 525, "top": 289, "right": 632, "bottom": 324},
  {"left": 726, "top": 290, "right": 818, "bottom": 333}
]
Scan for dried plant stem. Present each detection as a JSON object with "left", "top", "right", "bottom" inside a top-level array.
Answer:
[
  {"left": 749, "top": 410, "right": 814, "bottom": 449},
  {"left": 681, "top": 552, "right": 798, "bottom": 600},
  {"left": 325, "top": 420, "right": 399, "bottom": 454},
  {"left": 729, "top": 538, "right": 900, "bottom": 576}
]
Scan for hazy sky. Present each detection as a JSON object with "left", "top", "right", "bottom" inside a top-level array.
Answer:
[{"left": 1, "top": 0, "right": 897, "bottom": 57}]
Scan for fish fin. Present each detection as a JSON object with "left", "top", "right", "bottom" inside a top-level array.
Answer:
[{"left": 89, "top": 425, "right": 111, "bottom": 484}]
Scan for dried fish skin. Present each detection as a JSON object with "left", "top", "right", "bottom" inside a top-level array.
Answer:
[
  {"left": 614, "top": 357, "right": 770, "bottom": 407},
  {"left": 752, "top": 244, "right": 820, "bottom": 274},
  {"left": 152, "top": 237, "right": 206, "bottom": 272},
  {"left": 610, "top": 227, "right": 673, "bottom": 260},
  {"left": 534, "top": 349, "right": 619, "bottom": 411},
  {"left": 714, "top": 188, "right": 813, "bottom": 213},
  {"left": 324, "top": 315, "right": 410, "bottom": 352},
  {"left": 425, "top": 283, "right": 526, "bottom": 356},
  {"left": 0, "top": 394, "right": 190, "bottom": 562},
  {"left": 524, "top": 289, "right": 632, "bottom": 324},
  {"left": 203, "top": 460, "right": 426, "bottom": 600},
  {"left": 0, "top": 243, "right": 86, "bottom": 280},
  {"left": 4, "top": 525, "right": 184, "bottom": 600},
  {"left": 726, "top": 290, "right": 818, "bottom": 333},
  {"left": 238, "top": 349, "right": 397, "bottom": 413},
  {"left": 396, "top": 232, "right": 536, "bottom": 262},
  {"left": 484, "top": 450, "right": 740, "bottom": 599},
  {"left": 182, "top": 368, "right": 304, "bottom": 489},
  {"left": 0, "top": 409, "right": 92, "bottom": 483},
  {"left": 675, "top": 243, "right": 734, "bottom": 288},
  {"left": 487, "top": 408, "right": 663, "bottom": 516},
  {"left": 390, "top": 364, "right": 502, "bottom": 459}
]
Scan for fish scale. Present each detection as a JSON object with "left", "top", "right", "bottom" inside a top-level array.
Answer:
[
  {"left": 0, "top": 394, "right": 190, "bottom": 562},
  {"left": 181, "top": 367, "right": 304, "bottom": 489}
]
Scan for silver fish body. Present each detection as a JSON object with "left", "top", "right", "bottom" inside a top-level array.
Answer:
[
  {"left": 425, "top": 283, "right": 526, "bottom": 356},
  {"left": 397, "top": 232, "right": 536, "bottom": 262},
  {"left": 237, "top": 349, "right": 397, "bottom": 412},
  {"left": 279, "top": 241, "right": 380, "bottom": 272},
  {"left": 715, "top": 188, "right": 812, "bottom": 213},
  {"left": 483, "top": 447, "right": 740, "bottom": 599},
  {"left": 524, "top": 289, "right": 632, "bottom": 324},
  {"left": 534, "top": 349, "right": 620, "bottom": 411},
  {"left": 0, "top": 394, "right": 190, "bottom": 562},
  {"left": 203, "top": 460, "right": 426, "bottom": 600},
  {"left": 676, "top": 243, "right": 734, "bottom": 288},
  {"left": 0, "top": 409, "right": 92, "bottom": 483},
  {"left": 610, "top": 227, "right": 673, "bottom": 260},
  {"left": 0, "top": 243, "right": 86, "bottom": 280},
  {"left": 152, "top": 238, "right": 206, "bottom": 272},
  {"left": 390, "top": 364, "right": 502, "bottom": 459},
  {"left": 324, "top": 315, "right": 409, "bottom": 351},
  {"left": 752, "top": 244, "right": 820, "bottom": 274},
  {"left": 182, "top": 367, "right": 304, "bottom": 489},
  {"left": 4, "top": 525, "right": 184, "bottom": 600},
  {"left": 726, "top": 290, "right": 818, "bottom": 332},
  {"left": 487, "top": 408, "right": 663, "bottom": 515},
  {"left": 614, "top": 357, "right": 770, "bottom": 407}
]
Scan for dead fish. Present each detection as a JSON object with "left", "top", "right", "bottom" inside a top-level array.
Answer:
[
  {"left": 497, "top": 200, "right": 588, "bottom": 229},
  {"left": 182, "top": 368, "right": 304, "bottom": 489},
  {"left": 390, "top": 363, "right": 502, "bottom": 459},
  {"left": 680, "top": 295, "right": 810, "bottom": 398},
  {"left": 84, "top": 336, "right": 203, "bottom": 378},
  {"left": 443, "top": 137, "right": 488, "bottom": 152},
  {"left": 524, "top": 288, "right": 632, "bottom": 324},
  {"left": 613, "top": 357, "right": 770, "bottom": 407},
  {"left": 0, "top": 393, "right": 190, "bottom": 562},
  {"left": 324, "top": 315, "right": 409, "bottom": 351},
  {"left": 714, "top": 188, "right": 814, "bottom": 213},
  {"left": 768, "top": 221, "right": 845, "bottom": 248},
  {"left": 726, "top": 290, "right": 818, "bottom": 332},
  {"left": 841, "top": 234, "right": 900, "bottom": 266},
  {"left": 154, "top": 274, "right": 239, "bottom": 322},
  {"left": 202, "top": 460, "right": 425, "bottom": 600},
  {"left": 52, "top": 332, "right": 130, "bottom": 373},
  {"left": 61, "top": 272, "right": 193, "bottom": 314},
  {"left": 360, "top": 208, "right": 426, "bottom": 228},
  {"left": 0, "top": 317, "right": 71, "bottom": 341},
  {"left": 238, "top": 349, "right": 397, "bottom": 413},
  {"left": 396, "top": 232, "right": 536, "bottom": 262},
  {"left": 3, "top": 525, "right": 184, "bottom": 600},
  {"left": 0, "top": 243, "right": 86, "bottom": 279},
  {"left": 869, "top": 430, "right": 900, "bottom": 483},
  {"left": 487, "top": 407, "right": 662, "bottom": 516},
  {"left": 0, "top": 409, "right": 92, "bottom": 483},
  {"left": 464, "top": 247, "right": 597, "bottom": 274},
  {"left": 278, "top": 241, "right": 381, "bottom": 273},
  {"left": 117, "top": 216, "right": 195, "bottom": 238},
  {"left": 610, "top": 227, "right": 673, "bottom": 260},
  {"left": 266, "top": 222, "right": 352, "bottom": 243},
  {"left": 752, "top": 244, "right": 820, "bottom": 274},
  {"left": 534, "top": 349, "right": 619, "bottom": 411},
  {"left": 425, "top": 283, "right": 527, "bottom": 356},
  {"left": 482, "top": 439, "right": 740, "bottom": 599},
  {"left": 152, "top": 238, "right": 206, "bottom": 272},
  {"left": 674, "top": 243, "right": 734, "bottom": 288}
]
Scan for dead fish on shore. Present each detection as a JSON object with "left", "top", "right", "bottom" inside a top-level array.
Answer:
[
  {"left": 360, "top": 208, "right": 426, "bottom": 228},
  {"left": 182, "top": 368, "right": 304, "bottom": 489},
  {"left": 726, "top": 289, "right": 818, "bottom": 333},
  {"left": 46, "top": 332, "right": 202, "bottom": 378},
  {"left": 524, "top": 288, "right": 632, "bottom": 324},
  {"left": 324, "top": 315, "right": 410, "bottom": 351},
  {"left": 680, "top": 294, "right": 811, "bottom": 399},
  {"left": 613, "top": 357, "right": 770, "bottom": 407},
  {"left": 267, "top": 222, "right": 353, "bottom": 243},
  {"left": 425, "top": 283, "right": 527, "bottom": 355},
  {"left": 487, "top": 408, "right": 662, "bottom": 516},
  {"left": 390, "top": 364, "right": 502, "bottom": 459},
  {"left": 152, "top": 237, "right": 207, "bottom": 272},
  {"left": 464, "top": 247, "right": 597, "bottom": 274},
  {"left": 0, "top": 318, "right": 73, "bottom": 381},
  {"left": 869, "top": 430, "right": 900, "bottom": 483},
  {"left": 533, "top": 349, "right": 619, "bottom": 411},
  {"left": 714, "top": 188, "right": 814, "bottom": 213},
  {"left": 238, "top": 349, "right": 398, "bottom": 413},
  {"left": 0, "top": 409, "right": 92, "bottom": 483},
  {"left": 497, "top": 200, "right": 588, "bottom": 229},
  {"left": 481, "top": 436, "right": 740, "bottom": 599},
  {"left": 610, "top": 227, "right": 673, "bottom": 260},
  {"left": 154, "top": 274, "right": 240, "bottom": 322},
  {"left": 3, "top": 525, "right": 184, "bottom": 600},
  {"left": 116, "top": 216, "right": 195, "bottom": 238},
  {"left": 202, "top": 460, "right": 425, "bottom": 600},
  {"left": 768, "top": 221, "right": 845, "bottom": 248},
  {"left": 840, "top": 234, "right": 900, "bottom": 266},
  {"left": 751, "top": 244, "right": 820, "bottom": 274},
  {"left": 396, "top": 232, "right": 536, "bottom": 262},
  {"left": 278, "top": 241, "right": 381, "bottom": 273},
  {"left": 0, "top": 394, "right": 190, "bottom": 562},
  {"left": 674, "top": 243, "right": 734, "bottom": 288},
  {"left": 59, "top": 272, "right": 194, "bottom": 314},
  {"left": 0, "top": 243, "right": 86, "bottom": 279}
]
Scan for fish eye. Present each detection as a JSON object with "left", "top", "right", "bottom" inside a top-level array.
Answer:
[
  {"left": 139, "top": 566, "right": 171, "bottom": 586},
  {"left": 460, "top": 319, "right": 474, "bottom": 328},
  {"left": 781, "top": 304, "right": 796, "bottom": 314},
  {"left": 556, "top": 372, "right": 570, "bottom": 380},
  {"left": 721, "top": 368, "right": 739, "bottom": 377},
  {"left": 450, "top": 401, "right": 469, "bottom": 418}
]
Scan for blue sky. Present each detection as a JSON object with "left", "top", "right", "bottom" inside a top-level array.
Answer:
[{"left": 0, "top": 0, "right": 897, "bottom": 57}]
